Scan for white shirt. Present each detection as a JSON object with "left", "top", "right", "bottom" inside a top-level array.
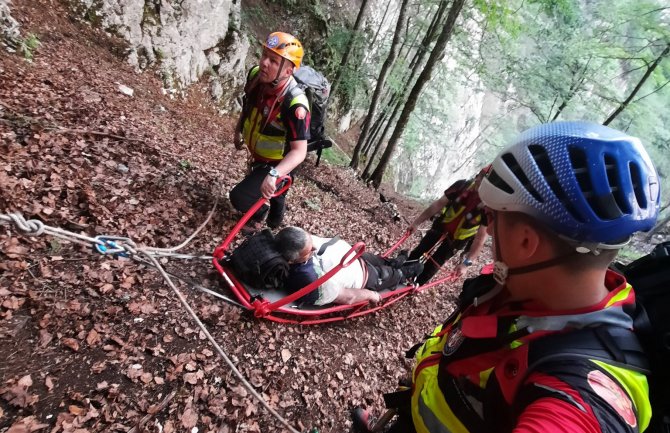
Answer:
[{"left": 310, "top": 236, "right": 365, "bottom": 305}]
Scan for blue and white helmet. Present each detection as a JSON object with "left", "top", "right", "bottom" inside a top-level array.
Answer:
[{"left": 479, "top": 121, "right": 660, "bottom": 251}]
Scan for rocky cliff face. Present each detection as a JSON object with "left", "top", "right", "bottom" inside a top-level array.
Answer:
[
  {"left": 1, "top": 0, "right": 21, "bottom": 51},
  {"left": 68, "top": 0, "right": 248, "bottom": 112},
  {"left": 391, "top": 57, "right": 496, "bottom": 200}
]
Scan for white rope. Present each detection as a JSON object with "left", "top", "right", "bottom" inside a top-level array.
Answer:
[
  {"left": 1, "top": 212, "right": 302, "bottom": 433},
  {"left": 1, "top": 213, "right": 106, "bottom": 247},
  {"left": 134, "top": 248, "right": 301, "bottom": 433}
]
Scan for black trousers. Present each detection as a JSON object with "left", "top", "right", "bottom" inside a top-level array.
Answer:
[
  {"left": 408, "top": 228, "right": 468, "bottom": 285},
  {"left": 229, "top": 164, "right": 291, "bottom": 222},
  {"left": 361, "top": 253, "right": 404, "bottom": 291}
]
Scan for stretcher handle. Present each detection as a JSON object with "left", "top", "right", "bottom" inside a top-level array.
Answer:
[
  {"left": 341, "top": 242, "right": 365, "bottom": 267},
  {"left": 272, "top": 175, "right": 292, "bottom": 197}
]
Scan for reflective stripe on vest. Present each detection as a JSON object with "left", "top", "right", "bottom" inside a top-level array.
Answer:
[{"left": 412, "top": 352, "right": 471, "bottom": 433}]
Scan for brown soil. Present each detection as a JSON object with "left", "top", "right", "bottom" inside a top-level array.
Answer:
[{"left": 0, "top": 1, "right": 480, "bottom": 432}]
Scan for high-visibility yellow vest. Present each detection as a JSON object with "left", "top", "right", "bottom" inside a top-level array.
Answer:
[
  {"left": 410, "top": 280, "right": 651, "bottom": 433},
  {"left": 438, "top": 186, "right": 483, "bottom": 241},
  {"left": 242, "top": 66, "right": 309, "bottom": 162}
]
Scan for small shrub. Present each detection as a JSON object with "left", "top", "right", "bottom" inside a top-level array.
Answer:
[{"left": 19, "top": 33, "right": 40, "bottom": 61}]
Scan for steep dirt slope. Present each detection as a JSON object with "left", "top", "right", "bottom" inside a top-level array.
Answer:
[{"left": 0, "top": 1, "right": 480, "bottom": 432}]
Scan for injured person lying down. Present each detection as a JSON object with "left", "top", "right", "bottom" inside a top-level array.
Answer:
[{"left": 275, "top": 226, "right": 423, "bottom": 306}]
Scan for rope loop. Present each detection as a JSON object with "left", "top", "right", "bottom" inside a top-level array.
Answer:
[{"left": 8, "top": 213, "right": 46, "bottom": 236}]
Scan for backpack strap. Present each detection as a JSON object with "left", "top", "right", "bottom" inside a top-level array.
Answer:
[
  {"left": 281, "top": 77, "right": 307, "bottom": 111},
  {"left": 512, "top": 326, "right": 649, "bottom": 426},
  {"left": 317, "top": 236, "right": 340, "bottom": 256},
  {"left": 526, "top": 326, "right": 650, "bottom": 375}
]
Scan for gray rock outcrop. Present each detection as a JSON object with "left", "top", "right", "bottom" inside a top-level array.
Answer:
[
  {"left": 1, "top": 0, "right": 21, "bottom": 51},
  {"left": 69, "top": 0, "right": 248, "bottom": 112}
]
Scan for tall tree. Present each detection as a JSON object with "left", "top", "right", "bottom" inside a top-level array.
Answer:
[
  {"left": 357, "top": 0, "right": 451, "bottom": 169},
  {"left": 603, "top": 43, "right": 670, "bottom": 125},
  {"left": 329, "top": 0, "right": 372, "bottom": 98},
  {"left": 349, "top": 0, "right": 410, "bottom": 170},
  {"left": 368, "top": 0, "right": 467, "bottom": 188}
]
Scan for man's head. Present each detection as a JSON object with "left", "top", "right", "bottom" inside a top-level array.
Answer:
[
  {"left": 479, "top": 121, "right": 660, "bottom": 284},
  {"left": 258, "top": 32, "right": 303, "bottom": 85},
  {"left": 276, "top": 226, "right": 313, "bottom": 264}
]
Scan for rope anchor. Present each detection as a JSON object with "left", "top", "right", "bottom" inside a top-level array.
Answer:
[{"left": 93, "top": 236, "right": 134, "bottom": 257}]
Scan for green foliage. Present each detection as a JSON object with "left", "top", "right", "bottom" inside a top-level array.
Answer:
[
  {"left": 179, "top": 159, "right": 192, "bottom": 171},
  {"left": 49, "top": 239, "right": 62, "bottom": 255},
  {"left": 19, "top": 33, "right": 40, "bottom": 62},
  {"left": 240, "top": 6, "right": 281, "bottom": 35},
  {"left": 320, "top": 146, "right": 350, "bottom": 167},
  {"left": 616, "top": 247, "right": 645, "bottom": 264},
  {"left": 472, "top": 0, "right": 522, "bottom": 36},
  {"left": 322, "top": 26, "right": 375, "bottom": 111}
]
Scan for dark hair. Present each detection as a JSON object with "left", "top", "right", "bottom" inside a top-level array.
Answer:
[{"left": 276, "top": 226, "right": 309, "bottom": 262}]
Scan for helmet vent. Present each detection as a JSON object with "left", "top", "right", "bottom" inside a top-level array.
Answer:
[
  {"left": 605, "top": 154, "right": 631, "bottom": 215},
  {"left": 530, "top": 145, "right": 584, "bottom": 223},
  {"left": 629, "top": 162, "right": 648, "bottom": 209},
  {"left": 488, "top": 169, "right": 514, "bottom": 194},
  {"left": 569, "top": 146, "right": 623, "bottom": 220},
  {"left": 501, "top": 153, "right": 543, "bottom": 203}
]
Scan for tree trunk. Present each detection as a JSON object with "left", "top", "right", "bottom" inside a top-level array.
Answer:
[
  {"left": 350, "top": 0, "right": 410, "bottom": 170},
  {"left": 550, "top": 58, "right": 591, "bottom": 121},
  {"left": 369, "top": 0, "right": 393, "bottom": 50},
  {"left": 362, "top": 103, "right": 390, "bottom": 155},
  {"left": 369, "top": 0, "right": 467, "bottom": 188},
  {"left": 363, "top": 93, "right": 404, "bottom": 178},
  {"left": 360, "top": 0, "right": 448, "bottom": 168},
  {"left": 330, "top": 0, "right": 371, "bottom": 98},
  {"left": 603, "top": 43, "right": 670, "bottom": 126}
]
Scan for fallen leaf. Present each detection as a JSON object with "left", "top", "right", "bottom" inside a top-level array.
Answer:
[
  {"left": 86, "top": 329, "right": 100, "bottom": 346},
  {"left": 183, "top": 372, "right": 199, "bottom": 385},
  {"left": 61, "top": 338, "right": 79, "bottom": 352},
  {"left": 45, "top": 376, "right": 55, "bottom": 392},
  {"left": 69, "top": 405, "right": 85, "bottom": 415},
  {"left": 181, "top": 407, "right": 198, "bottom": 429},
  {"left": 6, "top": 415, "right": 49, "bottom": 432},
  {"left": 18, "top": 375, "right": 33, "bottom": 388},
  {"left": 281, "top": 349, "right": 291, "bottom": 363}
]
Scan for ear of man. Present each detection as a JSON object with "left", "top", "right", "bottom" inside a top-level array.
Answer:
[{"left": 505, "top": 212, "right": 618, "bottom": 272}]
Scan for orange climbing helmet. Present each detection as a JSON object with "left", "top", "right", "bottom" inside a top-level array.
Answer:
[{"left": 263, "top": 32, "right": 304, "bottom": 69}]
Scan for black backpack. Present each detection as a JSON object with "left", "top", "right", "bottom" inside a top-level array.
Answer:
[
  {"left": 293, "top": 65, "right": 330, "bottom": 141},
  {"left": 521, "top": 241, "right": 670, "bottom": 433},
  {"left": 617, "top": 241, "right": 670, "bottom": 433},
  {"left": 226, "top": 229, "right": 289, "bottom": 290}
]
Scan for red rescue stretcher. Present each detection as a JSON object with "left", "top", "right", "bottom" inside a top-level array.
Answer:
[{"left": 212, "top": 177, "right": 458, "bottom": 325}]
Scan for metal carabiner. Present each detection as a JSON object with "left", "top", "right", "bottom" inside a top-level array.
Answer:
[{"left": 94, "top": 236, "right": 131, "bottom": 257}]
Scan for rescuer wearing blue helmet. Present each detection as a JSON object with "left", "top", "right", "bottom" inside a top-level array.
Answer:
[{"left": 356, "top": 121, "right": 660, "bottom": 433}]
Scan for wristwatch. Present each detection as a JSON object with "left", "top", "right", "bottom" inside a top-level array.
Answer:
[
  {"left": 268, "top": 168, "right": 279, "bottom": 178},
  {"left": 462, "top": 257, "right": 473, "bottom": 267}
]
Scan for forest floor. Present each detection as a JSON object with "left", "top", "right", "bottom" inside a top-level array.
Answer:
[{"left": 0, "top": 1, "right": 473, "bottom": 432}]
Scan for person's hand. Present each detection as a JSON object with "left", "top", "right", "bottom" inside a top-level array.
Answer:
[
  {"left": 233, "top": 131, "right": 244, "bottom": 150},
  {"left": 260, "top": 174, "right": 277, "bottom": 199},
  {"left": 453, "top": 263, "right": 467, "bottom": 278},
  {"left": 407, "top": 223, "right": 418, "bottom": 235},
  {"left": 369, "top": 291, "right": 383, "bottom": 305}
]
